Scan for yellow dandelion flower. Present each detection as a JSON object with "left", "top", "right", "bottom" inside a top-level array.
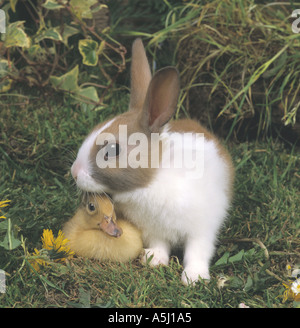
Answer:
[
  {"left": 41, "top": 229, "right": 55, "bottom": 250},
  {"left": 53, "top": 230, "right": 71, "bottom": 253},
  {"left": 0, "top": 200, "right": 11, "bottom": 219},
  {"left": 28, "top": 249, "right": 49, "bottom": 271},
  {"left": 28, "top": 229, "right": 74, "bottom": 271},
  {"left": 0, "top": 200, "right": 11, "bottom": 208},
  {"left": 41, "top": 229, "right": 74, "bottom": 261}
]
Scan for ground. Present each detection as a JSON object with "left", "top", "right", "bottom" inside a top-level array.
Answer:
[{"left": 0, "top": 95, "right": 299, "bottom": 308}]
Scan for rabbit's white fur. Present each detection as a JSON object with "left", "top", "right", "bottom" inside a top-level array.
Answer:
[
  {"left": 71, "top": 39, "right": 234, "bottom": 284},
  {"left": 72, "top": 118, "right": 116, "bottom": 192},
  {"left": 113, "top": 127, "right": 230, "bottom": 282}
]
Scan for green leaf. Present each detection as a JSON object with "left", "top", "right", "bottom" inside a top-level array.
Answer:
[
  {"left": 9, "top": 0, "right": 19, "bottom": 12},
  {"left": 79, "top": 39, "right": 99, "bottom": 66},
  {"left": 228, "top": 249, "right": 245, "bottom": 263},
  {"left": 0, "top": 78, "right": 13, "bottom": 93},
  {"left": 0, "top": 59, "right": 13, "bottom": 93},
  {"left": 228, "top": 276, "right": 244, "bottom": 289},
  {"left": 73, "top": 87, "right": 100, "bottom": 111},
  {"left": 50, "top": 65, "right": 79, "bottom": 92},
  {"left": 244, "top": 275, "right": 253, "bottom": 292},
  {"left": 77, "top": 86, "right": 99, "bottom": 103},
  {"left": 0, "top": 231, "right": 21, "bottom": 250},
  {"left": 26, "top": 44, "right": 47, "bottom": 61},
  {"left": 79, "top": 288, "right": 91, "bottom": 308},
  {"left": 244, "top": 247, "right": 256, "bottom": 259},
  {"left": 98, "top": 40, "right": 106, "bottom": 56},
  {"left": 42, "top": 0, "right": 65, "bottom": 10},
  {"left": 60, "top": 25, "right": 80, "bottom": 46},
  {"left": 4, "top": 21, "right": 30, "bottom": 48},
  {"left": 0, "top": 219, "right": 21, "bottom": 250},
  {"left": 35, "top": 27, "right": 63, "bottom": 43},
  {"left": 0, "top": 220, "right": 8, "bottom": 231},
  {"left": 70, "top": 0, "right": 99, "bottom": 19},
  {"left": 214, "top": 251, "right": 230, "bottom": 266}
]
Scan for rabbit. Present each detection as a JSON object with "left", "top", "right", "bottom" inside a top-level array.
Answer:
[
  {"left": 70, "top": 39, "right": 234, "bottom": 284},
  {"left": 63, "top": 194, "right": 143, "bottom": 262}
]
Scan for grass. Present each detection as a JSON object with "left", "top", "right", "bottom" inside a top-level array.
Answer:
[
  {"left": 115, "top": 0, "right": 300, "bottom": 140},
  {"left": 0, "top": 92, "right": 299, "bottom": 308}
]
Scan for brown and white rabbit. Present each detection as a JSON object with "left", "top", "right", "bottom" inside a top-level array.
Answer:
[
  {"left": 63, "top": 194, "right": 143, "bottom": 262},
  {"left": 71, "top": 39, "right": 234, "bottom": 284}
]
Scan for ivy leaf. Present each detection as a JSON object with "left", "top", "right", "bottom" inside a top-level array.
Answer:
[
  {"left": 42, "top": 0, "right": 66, "bottom": 10},
  {"left": 98, "top": 40, "right": 106, "bottom": 56},
  {"left": 50, "top": 65, "right": 79, "bottom": 92},
  {"left": 77, "top": 86, "right": 99, "bottom": 103},
  {"left": 70, "top": 0, "right": 99, "bottom": 19},
  {"left": 4, "top": 21, "right": 30, "bottom": 48},
  {"left": 35, "top": 25, "right": 79, "bottom": 45},
  {"left": 72, "top": 86, "right": 100, "bottom": 111},
  {"left": 61, "top": 25, "right": 80, "bottom": 46},
  {"left": 9, "top": 0, "right": 18, "bottom": 13},
  {"left": 26, "top": 44, "right": 47, "bottom": 61},
  {"left": 78, "top": 39, "right": 99, "bottom": 66},
  {"left": 35, "top": 27, "right": 63, "bottom": 43}
]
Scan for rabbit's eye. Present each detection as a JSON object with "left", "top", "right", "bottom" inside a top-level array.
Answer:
[
  {"left": 87, "top": 202, "right": 96, "bottom": 212},
  {"left": 104, "top": 143, "right": 121, "bottom": 161}
]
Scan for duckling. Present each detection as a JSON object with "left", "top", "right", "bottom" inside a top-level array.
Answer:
[{"left": 63, "top": 194, "right": 143, "bottom": 262}]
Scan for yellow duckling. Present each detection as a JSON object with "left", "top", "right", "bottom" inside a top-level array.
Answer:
[{"left": 63, "top": 194, "right": 143, "bottom": 262}]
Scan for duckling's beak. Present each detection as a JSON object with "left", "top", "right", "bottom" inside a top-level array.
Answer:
[{"left": 99, "top": 216, "right": 123, "bottom": 238}]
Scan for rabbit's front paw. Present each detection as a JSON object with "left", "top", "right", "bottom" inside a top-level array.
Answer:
[
  {"left": 181, "top": 265, "right": 210, "bottom": 285},
  {"left": 141, "top": 248, "right": 169, "bottom": 266}
]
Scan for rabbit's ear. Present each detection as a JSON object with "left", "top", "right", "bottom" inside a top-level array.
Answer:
[
  {"left": 129, "top": 38, "right": 152, "bottom": 111},
  {"left": 142, "top": 67, "right": 180, "bottom": 133}
]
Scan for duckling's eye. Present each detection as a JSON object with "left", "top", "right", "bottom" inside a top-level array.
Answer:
[
  {"left": 87, "top": 202, "right": 96, "bottom": 212},
  {"left": 104, "top": 143, "right": 121, "bottom": 161}
]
